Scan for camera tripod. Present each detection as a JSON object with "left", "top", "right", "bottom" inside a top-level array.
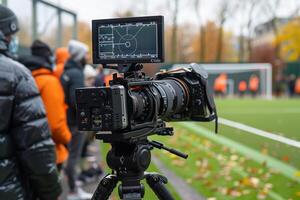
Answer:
[{"left": 91, "top": 140, "right": 188, "bottom": 200}]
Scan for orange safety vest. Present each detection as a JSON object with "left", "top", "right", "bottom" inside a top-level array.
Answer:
[
  {"left": 238, "top": 81, "right": 247, "bottom": 92},
  {"left": 249, "top": 76, "right": 259, "bottom": 91},
  {"left": 104, "top": 74, "right": 113, "bottom": 86},
  {"left": 214, "top": 74, "right": 227, "bottom": 93},
  {"left": 295, "top": 78, "right": 300, "bottom": 94}
]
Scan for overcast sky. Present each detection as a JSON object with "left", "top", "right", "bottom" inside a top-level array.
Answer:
[
  {"left": 46, "top": 0, "right": 219, "bottom": 25},
  {"left": 7, "top": 0, "right": 300, "bottom": 35}
]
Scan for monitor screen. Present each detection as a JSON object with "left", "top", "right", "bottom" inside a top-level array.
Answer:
[{"left": 92, "top": 16, "right": 164, "bottom": 64}]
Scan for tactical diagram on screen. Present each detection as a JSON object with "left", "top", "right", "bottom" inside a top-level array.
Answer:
[{"left": 98, "top": 22, "right": 158, "bottom": 60}]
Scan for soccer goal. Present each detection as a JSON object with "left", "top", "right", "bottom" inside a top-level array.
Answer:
[{"left": 172, "top": 63, "right": 272, "bottom": 99}]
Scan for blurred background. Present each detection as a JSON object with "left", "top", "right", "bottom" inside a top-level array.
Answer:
[
  {"left": 1, "top": 0, "right": 300, "bottom": 199},
  {"left": 2, "top": 0, "right": 300, "bottom": 96}
]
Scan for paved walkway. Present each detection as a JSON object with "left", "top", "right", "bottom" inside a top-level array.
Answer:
[{"left": 152, "top": 156, "right": 206, "bottom": 200}]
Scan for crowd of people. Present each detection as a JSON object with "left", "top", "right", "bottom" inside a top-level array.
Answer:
[{"left": 0, "top": 5, "right": 106, "bottom": 200}]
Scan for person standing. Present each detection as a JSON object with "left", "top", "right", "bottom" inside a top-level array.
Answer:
[
  {"left": 295, "top": 77, "right": 300, "bottom": 95},
  {"left": 20, "top": 39, "right": 72, "bottom": 171},
  {"left": 53, "top": 47, "right": 69, "bottom": 78},
  {"left": 61, "top": 40, "right": 92, "bottom": 200},
  {"left": 214, "top": 73, "right": 227, "bottom": 97},
  {"left": 94, "top": 64, "right": 105, "bottom": 86},
  {"left": 238, "top": 80, "right": 247, "bottom": 97},
  {"left": 249, "top": 74, "right": 259, "bottom": 97},
  {"left": 287, "top": 74, "right": 296, "bottom": 97},
  {"left": 0, "top": 5, "right": 61, "bottom": 199}
]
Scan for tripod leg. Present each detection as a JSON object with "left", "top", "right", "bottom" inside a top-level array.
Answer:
[
  {"left": 91, "top": 174, "right": 118, "bottom": 200},
  {"left": 145, "top": 173, "right": 175, "bottom": 200}
]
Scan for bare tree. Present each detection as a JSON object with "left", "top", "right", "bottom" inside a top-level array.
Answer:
[
  {"left": 169, "top": 0, "right": 180, "bottom": 62},
  {"left": 194, "top": 0, "right": 205, "bottom": 62},
  {"left": 215, "top": 0, "right": 237, "bottom": 62},
  {"left": 236, "top": 0, "right": 247, "bottom": 62},
  {"left": 262, "top": 0, "right": 282, "bottom": 59},
  {"left": 246, "top": 0, "right": 257, "bottom": 61},
  {"left": 215, "top": 1, "right": 228, "bottom": 62},
  {"left": 236, "top": 0, "right": 258, "bottom": 61}
]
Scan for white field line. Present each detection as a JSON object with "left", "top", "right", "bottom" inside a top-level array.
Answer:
[
  {"left": 219, "top": 117, "right": 300, "bottom": 149},
  {"left": 221, "top": 108, "right": 300, "bottom": 115}
]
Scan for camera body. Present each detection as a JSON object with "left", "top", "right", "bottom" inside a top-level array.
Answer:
[
  {"left": 76, "top": 85, "right": 128, "bottom": 131},
  {"left": 76, "top": 63, "right": 217, "bottom": 141}
]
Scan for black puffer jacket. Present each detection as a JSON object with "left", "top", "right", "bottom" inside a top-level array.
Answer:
[
  {"left": 0, "top": 33, "right": 61, "bottom": 200},
  {"left": 60, "top": 59, "right": 84, "bottom": 125}
]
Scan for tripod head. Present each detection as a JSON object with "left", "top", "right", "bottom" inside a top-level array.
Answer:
[{"left": 92, "top": 132, "right": 187, "bottom": 200}]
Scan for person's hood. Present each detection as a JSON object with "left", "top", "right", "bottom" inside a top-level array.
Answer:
[
  {"left": 64, "top": 58, "right": 83, "bottom": 70},
  {"left": 55, "top": 47, "right": 69, "bottom": 65},
  {"left": 31, "top": 67, "right": 52, "bottom": 77},
  {"left": 19, "top": 55, "right": 52, "bottom": 71},
  {"left": 68, "top": 40, "right": 88, "bottom": 62},
  {"left": 84, "top": 64, "right": 97, "bottom": 79}
]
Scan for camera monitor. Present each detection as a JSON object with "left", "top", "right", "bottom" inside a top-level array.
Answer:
[{"left": 92, "top": 16, "right": 164, "bottom": 64}]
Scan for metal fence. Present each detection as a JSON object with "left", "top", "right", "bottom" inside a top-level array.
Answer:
[{"left": 1, "top": 0, "right": 77, "bottom": 49}]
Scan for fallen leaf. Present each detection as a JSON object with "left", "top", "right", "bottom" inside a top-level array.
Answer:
[
  {"left": 186, "top": 178, "right": 193, "bottom": 184},
  {"left": 230, "top": 154, "right": 238, "bottom": 161},
  {"left": 195, "top": 160, "right": 202, "bottom": 167},
  {"left": 242, "top": 189, "right": 250, "bottom": 195},
  {"left": 240, "top": 177, "right": 252, "bottom": 187},
  {"left": 261, "top": 161, "right": 268, "bottom": 167},
  {"left": 207, "top": 197, "right": 216, "bottom": 200},
  {"left": 250, "top": 177, "right": 260, "bottom": 188},
  {"left": 229, "top": 189, "right": 241, "bottom": 197},
  {"left": 172, "top": 159, "right": 185, "bottom": 167},
  {"left": 294, "top": 171, "right": 300, "bottom": 177},
  {"left": 264, "top": 183, "right": 273, "bottom": 189},
  {"left": 281, "top": 155, "right": 290, "bottom": 162},
  {"left": 261, "top": 147, "right": 268, "bottom": 155},
  {"left": 257, "top": 193, "right": 267, "bottom": 200}
]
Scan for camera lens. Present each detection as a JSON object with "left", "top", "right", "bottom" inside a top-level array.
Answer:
[
  {"left": 128, "top": 78, "right": 189, "bottom": 123},
  {"left": 153, "top": 78, "right": 189, "bottom": 117}
]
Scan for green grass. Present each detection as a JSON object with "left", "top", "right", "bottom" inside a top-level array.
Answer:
[
  {"left": 98, "top": 98, "right": 300, "bottom": 199},
  {"left": 152, "top": 124, "right": 300, "bottom": 200},
  {"left": 214, "top": 98, "right": 300, "bottom": 140},
  {"left": 202, "top": 98, "right": 300, "bottom": 168},
  {"left": 152, "top": 98, "right": 300, "bottom": 199}
]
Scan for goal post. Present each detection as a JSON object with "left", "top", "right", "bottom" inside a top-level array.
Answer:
[{"left": 171, "top": 63, "right": 272, "bottom": 99}]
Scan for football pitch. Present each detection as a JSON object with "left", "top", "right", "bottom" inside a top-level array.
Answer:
[
  {"left": 100, "top": 98, "right": 300, "bottom": 199},
  {"left": 153, "top": 98, "right": 300, "bottom": 199},
  {"left": 202, "top": 98, "right": 300, "bottom": 169}
]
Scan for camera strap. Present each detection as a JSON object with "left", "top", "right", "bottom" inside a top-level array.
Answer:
[{"left": 191, "top": 64, "right": 218, "bottom": 133}]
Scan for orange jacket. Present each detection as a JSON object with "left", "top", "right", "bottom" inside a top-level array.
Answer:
[
  {"left": 53, "top": 47, "right": 69, "bottom": 78},
  {"left": 214, "top": 73, "right": 227, "bottom": 93},
  {"left": 104, "top": 74, "right": 113, "bottom": 86},
  {"left": 238, "top": 81, "right": 247, "bottom": 92},
  {"left": 295, "top": 78, "right": 300, "bottom": 94},
  {"left": 249, "top": 75, "right": 259, "bottom": 92},
  {"left": 32, "top": 68, "right": 72, "bottom": 164}
]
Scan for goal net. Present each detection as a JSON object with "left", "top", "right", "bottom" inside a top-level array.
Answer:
[{"left": 171, "top": 63, "right": 272, "bottom": 99}]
